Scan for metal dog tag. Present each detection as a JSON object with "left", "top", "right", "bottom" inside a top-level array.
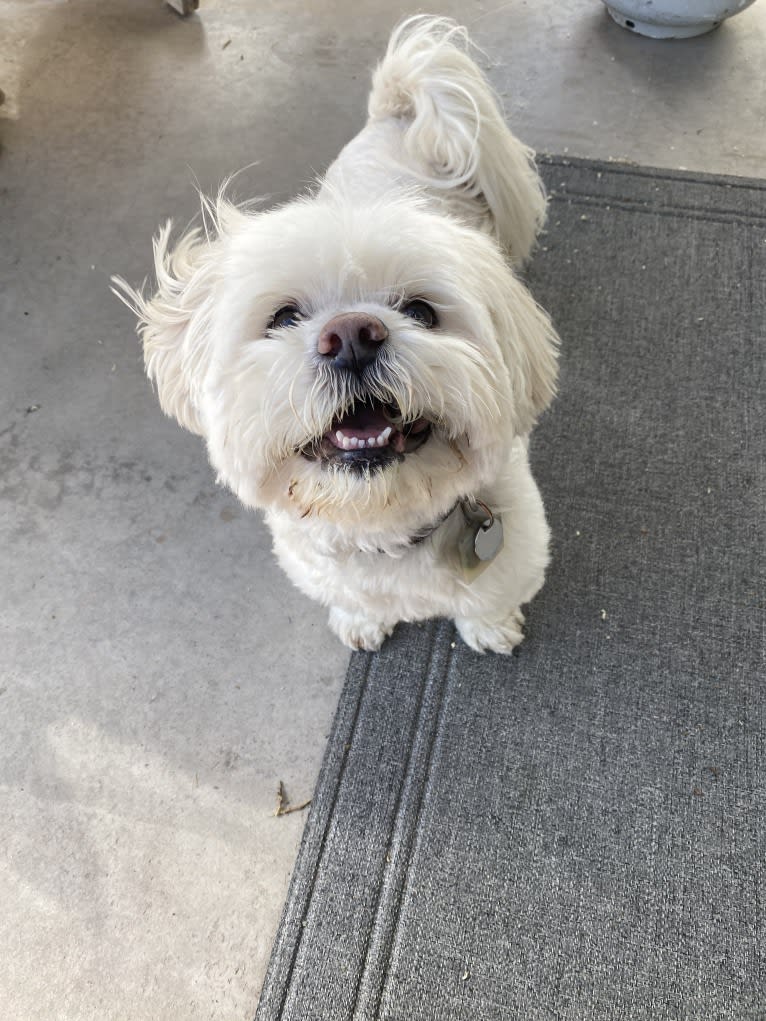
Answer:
[{"left": 456, "top": 501, "right": 504, "bottom": 583}]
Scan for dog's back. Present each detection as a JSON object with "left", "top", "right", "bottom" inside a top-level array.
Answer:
[{"left": 322, "top": 16, "right": 546, "bottom": 267}]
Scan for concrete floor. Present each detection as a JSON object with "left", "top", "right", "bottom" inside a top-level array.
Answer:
[{"left": 1, "top": 1, "right": 764, "bottom": 1018}]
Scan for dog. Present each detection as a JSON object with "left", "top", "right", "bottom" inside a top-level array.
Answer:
[{"left": 113, "top": 16, "right": 559, "bottom": 654}]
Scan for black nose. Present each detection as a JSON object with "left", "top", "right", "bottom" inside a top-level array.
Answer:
[{"left": 317, "top": 312, "right": 388, "bottom": 372}]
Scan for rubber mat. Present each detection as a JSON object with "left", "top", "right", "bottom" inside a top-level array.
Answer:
[{"left": 255, "top": 157, "right": 766, "bottom": 1020}]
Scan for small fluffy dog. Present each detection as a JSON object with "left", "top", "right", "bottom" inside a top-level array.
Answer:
[{"left": 114, "top": 17, "right": 559, "bottom": 653}]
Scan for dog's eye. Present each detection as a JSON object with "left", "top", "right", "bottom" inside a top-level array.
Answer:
[
  {"left": 268, "top": 304, "right": 303, "bottom": 331},
  {"left": 401, "top": 299, "right": 438, "bottom": 329}
]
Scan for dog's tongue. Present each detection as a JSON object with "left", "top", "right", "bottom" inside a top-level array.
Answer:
[{"left": 337, "top": 404, "right": 390, "bottom": 436}]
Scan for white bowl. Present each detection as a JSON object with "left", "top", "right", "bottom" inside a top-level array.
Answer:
[{"left": 602, "top": 0, "right": 758, "bottom": 37}]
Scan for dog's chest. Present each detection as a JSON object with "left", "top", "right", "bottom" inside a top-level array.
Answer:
[{"left": 269, "top": 520, "right": 475, "bottom": 621}]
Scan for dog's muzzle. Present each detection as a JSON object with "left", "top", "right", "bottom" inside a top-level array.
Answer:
[{"left": 299, "top": 312, "right": 433, "bottom": 472}]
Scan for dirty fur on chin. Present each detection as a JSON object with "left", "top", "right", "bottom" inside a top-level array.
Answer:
[{"left": 113, "top": 16, "right": 560, "bottom": 654}]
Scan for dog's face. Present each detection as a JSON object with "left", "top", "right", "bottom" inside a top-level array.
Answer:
[{"left": 125, "top": 195, "right": 557, "bottom": 537}]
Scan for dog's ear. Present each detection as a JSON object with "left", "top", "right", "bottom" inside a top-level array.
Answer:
[
  {"left": 112, "top": 222, "right": 219, "bottom": 436},
  {"left": 487, "top": 266, "right": 559, "bottom": 436},
  {"left": 503, "top": 275, "right": 559, "bottom": 433}
]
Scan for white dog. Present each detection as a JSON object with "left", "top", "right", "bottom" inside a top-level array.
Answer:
[{"left": 113, "top": 16, "right": 559, "bottom": 654}]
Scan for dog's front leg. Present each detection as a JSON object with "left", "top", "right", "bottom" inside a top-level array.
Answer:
[
  {"left": 328, "top": 606, "right": 394, "bottom": 652},
  {"left": 454, "top": 607, "right": 525, "bottom": 655}
]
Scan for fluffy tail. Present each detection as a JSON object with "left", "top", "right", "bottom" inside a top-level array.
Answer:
[{"left": 367, "top": 15, "right": 546, "bottom": 266}]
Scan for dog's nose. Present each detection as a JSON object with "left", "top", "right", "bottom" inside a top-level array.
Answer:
[{"left": 317, "top": 312, "right": 388, "bottom": 372}]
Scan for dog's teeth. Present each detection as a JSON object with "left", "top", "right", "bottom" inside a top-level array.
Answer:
[{"left": 334, "top": 425, "right": 395, "bottom": 452}]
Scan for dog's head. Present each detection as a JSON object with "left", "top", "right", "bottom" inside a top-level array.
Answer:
[{"left": 114, "top": 193, "right": 558, "bottom": 537}]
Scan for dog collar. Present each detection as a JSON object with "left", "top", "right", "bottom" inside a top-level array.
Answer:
[
  {"left": 401, "top": 498, "right": 505, "bottom": 582},
  {"left": 406, "top": 500, "right": 463, "bottom": 546}
]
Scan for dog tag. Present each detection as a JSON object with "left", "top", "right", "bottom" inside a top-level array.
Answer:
[
  {"left": 475, "top": 515, "right": 504, "bottom": 561},
  {"left": 456, "top": 501, "right": 504, "bottom": 583}
]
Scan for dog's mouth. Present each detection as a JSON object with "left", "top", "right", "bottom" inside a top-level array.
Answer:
[{"left": 301, "top": 399, "right": 432, "bottom": 470}]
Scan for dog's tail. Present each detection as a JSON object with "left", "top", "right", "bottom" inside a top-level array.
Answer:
[{"left": 367, "top": 15, "right": 545, "bottom": 266}]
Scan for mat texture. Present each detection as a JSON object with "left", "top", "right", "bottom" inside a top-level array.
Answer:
[{"left": 255, "top": 158, "right": 766, "bottom": 1020}]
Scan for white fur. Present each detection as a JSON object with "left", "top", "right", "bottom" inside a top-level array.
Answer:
[{"left": 112, "top": 16, "right": 560, "bottom": 654}]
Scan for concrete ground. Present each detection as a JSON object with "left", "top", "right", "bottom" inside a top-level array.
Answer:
[{"left": 1, "top": 1, "right": 764, "bottom": 1018}]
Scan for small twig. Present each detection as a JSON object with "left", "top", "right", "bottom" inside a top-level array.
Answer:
[
  {"left": 274, "top": 780, "right": 285, "bottom": 816},
  {"left": 274, "top": 780, "right": 312, "bottom": 817},
  {"left": 279, "top": 799, "right": 312, "bottom": 816}
]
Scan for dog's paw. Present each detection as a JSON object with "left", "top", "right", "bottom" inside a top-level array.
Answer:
[
  {"left": 455, "top": 608, "right": 525, "bottom": 654},
  {"left": 329, "top": 607, "right": 392, "bottom": 652}
]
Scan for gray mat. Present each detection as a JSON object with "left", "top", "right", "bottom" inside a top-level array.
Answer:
[{"left": 255, "top": 158, "right": 766, "bottom": 1020}]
